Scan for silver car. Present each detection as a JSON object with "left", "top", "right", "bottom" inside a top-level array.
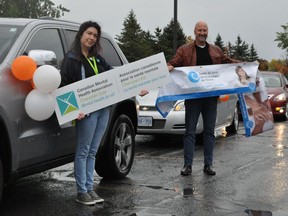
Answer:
[{"left": 137, "top": 88, "right": 239, "bottom": 135}]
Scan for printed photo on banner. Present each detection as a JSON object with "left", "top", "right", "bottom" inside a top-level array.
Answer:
[{"left": 238, "top": 72, "right": 274, "bottom": 137}]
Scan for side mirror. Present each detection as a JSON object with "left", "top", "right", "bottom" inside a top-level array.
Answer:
[{"left": 28, "top": 50, "right": 58, "bottom": 68}]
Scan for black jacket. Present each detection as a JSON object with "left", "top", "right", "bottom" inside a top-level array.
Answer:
[{"left": 60, "top": 50, "right": 112, "bottom": 86}]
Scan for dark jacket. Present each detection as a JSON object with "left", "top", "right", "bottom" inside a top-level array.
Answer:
[
  {"left": 168, "top": 41, "right": 240, "bottom": 67},
  {"left": 60, "top": 50, "right": 112, "bottom": 86}
]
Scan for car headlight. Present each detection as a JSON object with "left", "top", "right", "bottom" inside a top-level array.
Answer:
[
  {"left": 273, "top": 93, "right": 286, "bottom": 101},
  {"left": 174, "top": 101, "right": 185, "bottom": 111}
]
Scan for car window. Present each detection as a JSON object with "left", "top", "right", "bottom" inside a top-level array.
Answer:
[
  {"left": 24, "top": 28, "right": 64, "bottom": 69},
  {"left": 0, "top": 25, "right": 23, "bottom": 64},
  {"left": 99, "top": 38, "right": 123, "bottom": 67},
  {"left": 263, "top": 75, "right": 281, "bottom": 87}
]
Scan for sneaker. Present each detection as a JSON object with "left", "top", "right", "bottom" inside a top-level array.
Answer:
[
  {"left": 76, "top": 192, "right": 96, "bottom": 205},
  {"left": 88, "top": 190, "right": 104, "bottom": 203}
]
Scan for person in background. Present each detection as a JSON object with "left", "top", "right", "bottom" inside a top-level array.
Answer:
[
  {"left": 167, "top": 21, "right": 240, "bottom": 176},
  {"left": 61, "top": 21, "right": 148, "bottom": 205}
]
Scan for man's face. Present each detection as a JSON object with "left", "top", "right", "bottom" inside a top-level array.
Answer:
[{"left": 194, "top": 23, "right": 208, "bottom": 44}]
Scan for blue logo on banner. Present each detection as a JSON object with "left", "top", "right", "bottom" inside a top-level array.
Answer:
[
  {"left": 188, "top": 71, "right": 200, "bottom": 83},
  {"left": 248, "top": 82, "right": 256, "bottom": 91},
  {"left": 245, "top": 120, "right": 254, "bottom": 129}
]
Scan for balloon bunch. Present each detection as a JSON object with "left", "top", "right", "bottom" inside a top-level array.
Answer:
[{"left": 11, "top": 56, "right": 61, "bottom": 121}]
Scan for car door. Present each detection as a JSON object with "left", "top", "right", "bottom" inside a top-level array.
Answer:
[{"left": 18, "top": 26, "right": 76, "bottom": 168}]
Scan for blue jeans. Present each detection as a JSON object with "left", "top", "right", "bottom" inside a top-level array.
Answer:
[
  {"left": 74, "top": 107, "right": 110, "bottom": 193},
  {"left": 183, "top": 97, "right": 218, "bottom": 166}
]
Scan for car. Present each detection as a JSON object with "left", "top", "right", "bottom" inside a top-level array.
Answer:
[
  {"left": 137, "top": 88, "right": 239, "bottom": 136},
  {"left": 260, "top": 71, "right": 288, "bottom": 120},
  {"left": 0, "top": 17, "right": 138, "bottom": 203}
]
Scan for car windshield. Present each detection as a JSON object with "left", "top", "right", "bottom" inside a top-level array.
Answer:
[
  {"left": 262, "top": 75, "right": 282, "bottom": 88},
  {"left": 0, "top": 24, "right": 23, "bottom": 64}
]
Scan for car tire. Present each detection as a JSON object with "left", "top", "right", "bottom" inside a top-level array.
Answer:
[
  {"left": 95, "top": 114, "right": 135, "bottom": 179},
  {"left": 226, "top": 105, "right": 239, "bottom": 134},
  {"left": 0, "top": 158, "right": 3, "bottom": 204}
]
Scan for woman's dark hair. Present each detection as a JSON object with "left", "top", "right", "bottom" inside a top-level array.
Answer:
[{"left": 70, "top": 21, "right": 102, "bottom": 60}]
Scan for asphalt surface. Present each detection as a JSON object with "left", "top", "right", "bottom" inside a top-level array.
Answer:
[{"left": 1, "top": 122, "right": 288, "bottom": 216}]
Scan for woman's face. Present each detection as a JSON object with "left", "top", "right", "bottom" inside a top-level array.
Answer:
[
  {"left": 237, "top": 68, "right": 246, "bottom": 79},
  {"left": 80, "top": 27, "right": 98, "bottom": 49}
]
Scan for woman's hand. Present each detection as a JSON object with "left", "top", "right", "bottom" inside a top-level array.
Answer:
[{"left": 76, "top": 112, "right": 85, "bottom": 120}]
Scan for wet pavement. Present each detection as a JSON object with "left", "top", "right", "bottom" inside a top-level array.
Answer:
[{"left": 1, "top": 122, "right": 288, "bottom": 216}]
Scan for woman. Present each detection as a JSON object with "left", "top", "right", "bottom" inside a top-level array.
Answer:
[
  {"left": 61, "top": 21, "right": 113, "bottom": 206},
  {"left": 61, "top": 21, "right": 148, "bottom": 206}
]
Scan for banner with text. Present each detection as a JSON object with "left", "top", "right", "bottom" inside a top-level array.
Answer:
[
  {"left": 52, "top": 53, "right": 170, "bottom": 125},
  {"left": 156, "top": 62, "right": 259, "bottom": 118}
]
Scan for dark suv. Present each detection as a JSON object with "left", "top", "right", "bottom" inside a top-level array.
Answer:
[{"left": 0, "top": 18, "right": 138, "bottom": 203}]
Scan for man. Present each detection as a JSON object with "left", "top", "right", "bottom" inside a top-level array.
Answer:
[{"left": 168, "top": 21, "right": 240, "bottom": 176}]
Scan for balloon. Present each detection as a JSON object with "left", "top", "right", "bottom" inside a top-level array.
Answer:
[
  {"left": 33, "top": 65, "right": 61, "bottom": 93},
  {"left": 219, "top": 95, "right": 230, "bottom": 102},
  {"left": 11, "top": 56, "right": 37, "bottom": 81},
  {"left": 25, "top": 89, "right": 55, "bottom": 121}
]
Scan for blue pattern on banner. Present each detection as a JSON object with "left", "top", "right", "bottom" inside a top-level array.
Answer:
[
  {"left": 237, "top": 93, "right": 252, "bottom": 137},
  {"left": 156, "top": 86, "right": 255, "bottom": 118}
]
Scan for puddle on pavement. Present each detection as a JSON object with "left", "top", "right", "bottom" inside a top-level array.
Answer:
[
  {"left": 245, "top": 209, "right": 288, "bottom": 216},
  {"left": 271, "top": 142, "right": 288, "bottom": 149}
]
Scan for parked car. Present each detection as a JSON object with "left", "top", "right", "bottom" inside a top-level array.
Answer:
[
  {"left": 260, "top": 71, "right": 288, "bottom": 120},
  {"left": 137, "top": 89, "right": 239, "bottom": 136},
  {"left": 0, "top": 17, "right": 138, "bottom": 203}
]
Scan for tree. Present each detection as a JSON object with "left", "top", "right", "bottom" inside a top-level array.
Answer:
[
  {"left": 158, "top": 18, "right": 186, "bottom": 61},
  {"left": 248, "top": 44, "right": 258, "bottom": 61},
  {"left": 258, "top": 59, "right": 269, "bottom": 71},
  {"left": 0, "top": 0, "right": 69, "bottom": 18},
  {"left": 214, "top": 33, "right": 225, "bottom": 52},
  {"left": 116, "top": 10, "right": 153, "bottom": 62},
  {"left": 230, "top": 35, "right": 250, "bottom": 61},
  {"left": 275, "top": 23, "right": 288, "bottom": 58}
]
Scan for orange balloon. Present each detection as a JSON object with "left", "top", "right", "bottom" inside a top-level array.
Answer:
[
  {"left": 11, "top": 56, "right": 37, "bottom": 81},
  {"left": 219, "top": 95, "right": 230, "bottom": 102}
]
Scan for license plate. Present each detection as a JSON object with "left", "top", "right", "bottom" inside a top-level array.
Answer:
[{"left": 138, "top": 116, "right": 153, "bottom": 127}]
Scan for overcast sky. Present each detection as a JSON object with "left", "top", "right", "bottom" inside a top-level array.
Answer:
[{"left": 52, "top": 0, "right": 288, "bottom": 61}]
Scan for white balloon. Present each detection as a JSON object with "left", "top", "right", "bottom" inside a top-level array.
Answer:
[
  {"left": 25, "top": 89, "right": 55, "bottom": 121},
  {"left": 33, "top": 65, "right": 61, "bottom": 93}
]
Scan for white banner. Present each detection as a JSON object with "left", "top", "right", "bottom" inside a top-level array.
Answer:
[
  {"left": 51, "top": 53, "right": 170, "bottom": 125},
  {"left": 156, "top": 62, "right": 259, "bottom": 117}
]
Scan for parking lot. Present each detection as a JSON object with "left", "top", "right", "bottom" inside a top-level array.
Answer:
[{"left": 1, "top": 121, "right": 288, "bottom": 216}]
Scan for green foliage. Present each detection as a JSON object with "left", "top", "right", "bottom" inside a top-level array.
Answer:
[
  {"left": 214, "top": 33, "right": 225, "bottom": 52},
  {"left": 229, "top": 35, "right": 250, "bottom": 61},
  {"left": 159, "top": 19, "right": 186, "bottom": 60},
  {"left": 116, "top": 10, "right": 154, "bottom": 62},
  {"left": 116, "top": 10, "right": 186, "bottom": 62},
  {"left": 275, "top": 23, "right": 288, "bottom": 58},
  {"left": 249, "top": 44, "right": 258, "bottom": 61},
  {"left": 0, "top": 0, "right": 69, "bottom": 18}
]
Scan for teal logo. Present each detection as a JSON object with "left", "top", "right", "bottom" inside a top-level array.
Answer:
[
  {"left": 56, "top": 91, "right": 79, "bottom": 116},
  {"left": 188, "top": 71, "right": 200, "bottom": 83}
]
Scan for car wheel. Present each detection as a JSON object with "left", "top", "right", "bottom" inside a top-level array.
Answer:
[
  {"left": 0, "top": 158, "right": 3, "bottom": 204},
  {"left": 95, "top": 114, "right": 135, "bottom": 179},
  {"left": 226, "top": 105, "right": 239, "bottom": 134}
]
